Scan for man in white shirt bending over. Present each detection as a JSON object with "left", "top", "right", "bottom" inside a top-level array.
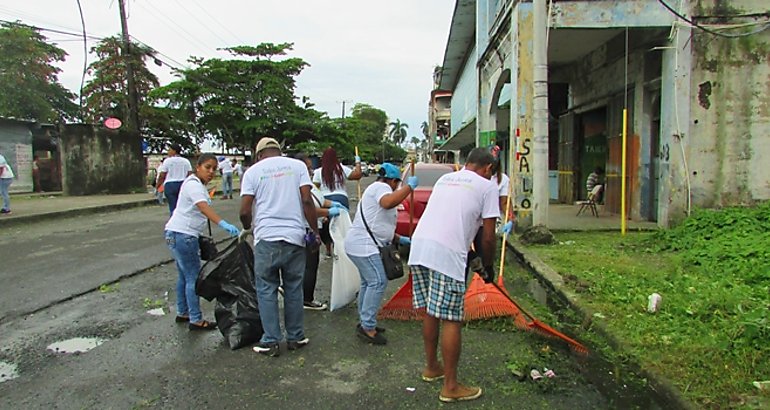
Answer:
[
  {"left": 408, "top": 147, "right": 500, "bottom": 403},
  {"left": 156, "top": 144, "right": 192, "bottom": 215},
  {"left": 239, "top": 137, "right": 320, "bottom": 358}
]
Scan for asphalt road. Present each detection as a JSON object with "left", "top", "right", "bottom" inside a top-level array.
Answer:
[{"left": 0, "top": 176, "right": 612, "bottom": 409}]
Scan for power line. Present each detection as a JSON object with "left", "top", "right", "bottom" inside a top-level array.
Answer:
[
  {"left": 171, "top": 0, "right": 232, "bottom": 47},
  {"left": 657, "top": 0, "right": 770, "bottom": 38},
  {"left": 188, "top": 0, "right": 247, "bottom": 45},
  {"left": 75, "top": 0, "right": 88, "bottom": 118},
  {"left": 134, "top": 0, "right": 213, "bottom": 56}
]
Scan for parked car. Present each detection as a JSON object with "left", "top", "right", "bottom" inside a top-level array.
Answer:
[{"left": 395, "top": 163, "right": 456, "bottom": 237}]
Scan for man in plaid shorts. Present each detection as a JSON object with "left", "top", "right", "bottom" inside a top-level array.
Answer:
[{"left": 407, "top": 147, "right": 500, "bottom": 403}]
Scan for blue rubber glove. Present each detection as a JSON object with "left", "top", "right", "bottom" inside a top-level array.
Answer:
[
  {"left": 500, "top": 221, "right": 513, "bottom": 235},
  {"left": 329, "top": 200, "right": 347, "bottom": 209},
  {"left": 327, "top": 206, "right": 341, "bottom": 217},
  {"left": 355, "top": 155, "right": 361, "bottom": 163},
  {"left": 406, "top": 176, "right": 419, "bottom": 190},
  {"left": 218, "top": 220, "right": 239, "bottom": 237},
  {"left": 399, "top": 236, "right": 411, "bottom": 246}
]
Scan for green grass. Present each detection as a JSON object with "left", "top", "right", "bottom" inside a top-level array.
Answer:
[{"left": 524, "top": 223, "right": 770, "bottom": 409}]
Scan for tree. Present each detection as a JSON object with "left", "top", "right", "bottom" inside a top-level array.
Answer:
[
  {"left": 152, "top": 43, "right": 308, "bottom": 152},
  {"left": 0, "top": 22, "right": 77, "bottom": 122},
  {"left": 420, "top": 120, "right": 430, "bottom": 138},
  {"left": 388, "top": 119, "right": 408, "bottom": 145},
  {"left": 81, "top": 36, "right": 160, "bottom": 125}
]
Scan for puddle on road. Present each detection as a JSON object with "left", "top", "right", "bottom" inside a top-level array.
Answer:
[
  {"left": 46, "top": 337, "right": 106, "bottom": 354},
  {"left": 0, "top": 361, "right": 19, "bottom": 383}
]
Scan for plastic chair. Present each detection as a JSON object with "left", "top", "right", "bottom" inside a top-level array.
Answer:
[{"left": 576, "top": 184, "right": 603, "bottom": 217}]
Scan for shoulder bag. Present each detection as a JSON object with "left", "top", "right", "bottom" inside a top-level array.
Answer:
[
  {"left": 360, "top": 199, "right": 404, "bottom": 280},
  {"left": 199, "top": 220, "right": 218, "bottom": 261}
]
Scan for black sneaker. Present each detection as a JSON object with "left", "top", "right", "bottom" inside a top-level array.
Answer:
[
  {"left": 356, "top": 325, "right": 387, "bottom": 345},
  {"left": 287, "top": 337, "right": 310, "bottom": 351},
  {"left": 253, "top": 342, "right": 280, "bottom": 357},
  {"left": 357, "top": 323, "right": 386, "bottom": 333},
  {"left": 303, "top": 300, "right": 327, "bottom": 311}
]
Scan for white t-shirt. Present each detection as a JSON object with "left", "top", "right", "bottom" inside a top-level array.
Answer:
[
  {"left": 218, "top": 159, "right": 234, "bottom": 174},
  {"left": 164, "top": 175, "right": 211, "bottom": 237},
  {"left": 0, "top": 154, "right": 14, "bottom": 179},
  {"left": 408, "top": 169, "right": 500, "bottom": 281},
  {"left": 491, "top": 173, "right": 510, "bottom": 197},
  {"left": 312, "top": 165, "right": 353, "bottom": 198},
  {"left": 344, "top": 182, "right": 396, "bottom": 257},
  {"left": 308, "top": 185, "right": 325, "bottom": 229},
  {"left": 240, "top": 156, "right": 313, "bottom": 247},
  {"left": 159, "top": 156, "right": 192, "bottom": 183},
  {"left": 233, "top": 163, "right": 243, "bottom": 177}
]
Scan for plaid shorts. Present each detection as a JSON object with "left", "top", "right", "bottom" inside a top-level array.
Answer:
[{"left": 411, "top": 265, "right": 466, "bottom": 322}]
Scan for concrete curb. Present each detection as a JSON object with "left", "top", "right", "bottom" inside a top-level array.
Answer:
[
  {"left": 0, "top": 199, "right": 157, "bottom": 228},
  {"left": 507, "top": 239, "right": 695, "bottom": 410}
]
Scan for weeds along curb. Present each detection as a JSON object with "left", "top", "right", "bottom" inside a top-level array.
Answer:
[
  {"left": 0, "top": 199, "right": 157, "bottom": 228},
  {"left": 506, "top": 239, "right": 695, "bottom": 410}
]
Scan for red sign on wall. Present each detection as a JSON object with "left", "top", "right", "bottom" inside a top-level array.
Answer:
[{"left": 104, "top": 117, "right": 122, "bottom": 130}]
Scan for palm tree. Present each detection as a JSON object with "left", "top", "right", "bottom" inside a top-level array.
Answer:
[
  {"left": 410, "top": 136, "right": 421, "bottom": 147},
  {"left": 420, "top": 121, "right": 430, "bottom": 138},
  {"left": 388, "top": 119, "right": 408, "bottom": 145}
]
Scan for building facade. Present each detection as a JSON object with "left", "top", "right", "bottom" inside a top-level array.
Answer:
[{"left": 437, "top": 0, "right": 770, "bottom": 227}]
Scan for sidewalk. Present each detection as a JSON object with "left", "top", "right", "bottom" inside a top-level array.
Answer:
[{"left": 0, "top": 191, "right": 157, "bottom": 228}]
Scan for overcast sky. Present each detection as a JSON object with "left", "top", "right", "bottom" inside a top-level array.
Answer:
[{"left": 0, "top": 0, "right": 454, "bottom": 147}]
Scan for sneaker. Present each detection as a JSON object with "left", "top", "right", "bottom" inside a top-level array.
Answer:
[
  {"left": 303, "top": 300, "right": 327, "bottom": 311},
  {"left": 287, "top": 337, "right": 309, "bottom": 351},
  {"left": 356, "top": 323, "right": 386, "bottom": 333},
  {"left": 253, "top": 342, "right": 280, "bottom": 357},
  {"left": 438, "top": 385, "right": 483, "bottom": 403},
  {"left": 356, "top": 325, "right": 387, "bottom": 345},
  {"left": 0, "top": 209, "right": 10, "bottom": 215}
]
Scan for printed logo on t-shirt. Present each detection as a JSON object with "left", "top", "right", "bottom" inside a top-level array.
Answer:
[
  {"left": 259, "top": 165, "right": 296, "bottom": 180},
  {"left": 436, "top": 174, "right": 476, "bottom": 191}
]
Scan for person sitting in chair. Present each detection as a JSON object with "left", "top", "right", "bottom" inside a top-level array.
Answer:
[{"left": 586, "top": 167, "right": 604, "bottom": 203}]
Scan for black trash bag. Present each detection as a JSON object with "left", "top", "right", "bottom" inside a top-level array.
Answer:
[
  {"left": 195, "top": 238, "right": 263, "bottom": 350},
  {"left": 214, "top": 288, "right": 263, "bottom": 350},
  {"left": 196, "top": 239, "right": 248, "bottom": 301}
]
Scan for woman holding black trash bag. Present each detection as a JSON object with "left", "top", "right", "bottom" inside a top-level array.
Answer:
[
  {"left": 343, "top": 163, "right": 418, "bottom": 345},
  {"left": 164, "top": 153, "right": 240, "bottom": 331}
]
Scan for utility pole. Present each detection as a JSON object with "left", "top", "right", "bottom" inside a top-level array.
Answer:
[
  {"left": 532, "top": 0, "right": 549, "bottom": 226},
  {"left": 338, "top": 100, "right": 353, "bottom": 119},
  {"left": 118, "top": 0, "right": 140, "bottom": 134}
]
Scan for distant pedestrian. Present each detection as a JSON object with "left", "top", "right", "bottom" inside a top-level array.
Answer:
[
  {"left": 164, "top": 153, "right": 240, "bottom": 331},
  {"left": 0, "top": 152, "right": 14, "bottom": 215},
  {"left": 313, "top": 147, "right": 363, "bottom": 256},
  {"left": 154, "top": 158, "right": 166, "bottom": 205},
  {"left": 239, "top": 137, "right": 321, "bottom": 357},
  {"left": 344, "top": 163, "right": 417, "bottom": 345},
  {"left": 408, "top": 147, "right": 500, "bottom": 403},
  {"left": 32, "top": 155, "right": 42, "bottom": 193},
  {"left": 218, "top": 156, "right": 234, "bottom": 199},
  {"left": 232, "top": 158, "right": 243, "bottom": 179},
  {"left": 156, "top": 144, "right": 192, "bottom": 215}
]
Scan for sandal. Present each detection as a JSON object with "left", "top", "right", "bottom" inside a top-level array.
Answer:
[
  {"left": 175, "top": 315, "right": 190, "bottom": 323},
  {"left": 188, "top": 320, "right": 217, "bottom": 331}
]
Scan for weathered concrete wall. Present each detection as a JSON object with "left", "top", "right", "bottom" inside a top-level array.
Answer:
[
  {"left": 0, "top": 120, "right": 34, "bottom": 193},
  {"left": 687, "top": 0, "right": 770, "bottom": 207},
  {"left": 450, "top": 44, "right": 479, "bottom": 137},
  {"left": 59, "top": 125, "right": 144, "bottom": 196}
]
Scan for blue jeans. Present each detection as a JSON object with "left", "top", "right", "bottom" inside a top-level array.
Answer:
[
  {"left": 165, "top": 230, "right": 203, "bottom": 323},
  {"left": 0, "top": 178, "right": 11, "bottom": 211},
  {"left": 222, "top": 173, "right": 233, "bottom": 197},
  {"left": 348, "top": 254, "right": 387, "bottom": 332},
  {"left": 253, "top": 240, "right": 306, "bottom": 344},
  {"left": 164, "top": 181, "right": 183, "bottom": 215}
]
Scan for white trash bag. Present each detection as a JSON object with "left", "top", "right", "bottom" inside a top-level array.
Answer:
[{"left": 328, "top": 210, "right": 360, "bottom": 311}]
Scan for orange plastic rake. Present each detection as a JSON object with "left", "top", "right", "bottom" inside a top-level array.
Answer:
[{"left": 377, "top": 272, "right": 423, "bottom": 321}]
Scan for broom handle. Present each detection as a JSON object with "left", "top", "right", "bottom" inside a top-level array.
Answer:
[
  {"left": 355, "top": 146, "right": 362, "bottom": 200},
  {"left": 408, "top": 158, "right": 415, "bottom": 237},
  {"left": 498, "top": 151, "right": 515, "bottom": 281}
]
